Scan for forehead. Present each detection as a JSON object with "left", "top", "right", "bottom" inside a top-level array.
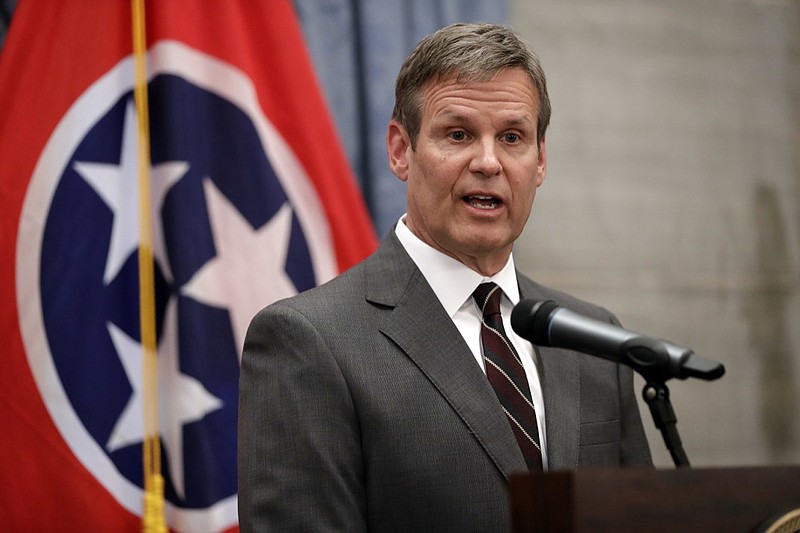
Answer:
[{"left": 419, "top": 68, "right": 540, "bottom": 124}]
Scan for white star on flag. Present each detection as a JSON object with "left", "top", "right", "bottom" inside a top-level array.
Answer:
[
  {"left": 74, "top": 99, "right": 187, "bottom": 284},
  {"left": 105, "top": 297, "right": 222, "bottom": 500},
  {"left": 181, "top": 178, "right": 299, "bottom": 356}
]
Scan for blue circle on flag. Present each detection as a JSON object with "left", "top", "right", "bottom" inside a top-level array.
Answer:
[{"left": 39, "top": 73, "right": 317, "bottom": 509}]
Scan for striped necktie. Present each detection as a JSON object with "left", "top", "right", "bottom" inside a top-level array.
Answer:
[{"left": 473, "top": 282, "right": 543, "bottom": 471}]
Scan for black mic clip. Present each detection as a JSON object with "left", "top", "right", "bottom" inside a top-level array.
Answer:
[
  {"left": 620, "top": 336, "right": 673, "bottom": 382},
  {"left": 620, "top": 336, "right": 724, "bottom": 383}
]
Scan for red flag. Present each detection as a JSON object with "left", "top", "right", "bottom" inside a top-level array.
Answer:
[{"left": 0, "top": 1, "right": 376, "bottom": 531}]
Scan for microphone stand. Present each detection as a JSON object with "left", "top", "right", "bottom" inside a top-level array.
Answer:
[
  {"left": 641, "top": 380, "right": 690, "bottom": 468},
  {"left": 618, "top": 338, "right": 711, "bottom": 468}
]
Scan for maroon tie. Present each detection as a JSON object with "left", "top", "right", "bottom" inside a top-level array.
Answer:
[{"left": 473, "top": 282, "right": 543, "bottom": 471}]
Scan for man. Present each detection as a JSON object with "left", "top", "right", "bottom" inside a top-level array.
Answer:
[{"left": 238, "top": 22, "right": 652, "bottom": 532}]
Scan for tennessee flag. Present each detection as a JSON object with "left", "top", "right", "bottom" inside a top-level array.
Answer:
[{"left": 0, "top": 1, "right": 376, "bottom": 531}]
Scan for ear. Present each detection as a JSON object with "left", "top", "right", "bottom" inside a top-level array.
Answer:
[
  {"left": 386, "top": 119, "right": 411, "bottom": 182},
  {"left": 534, "top": 135, "right": 547, "bottom": 187}
]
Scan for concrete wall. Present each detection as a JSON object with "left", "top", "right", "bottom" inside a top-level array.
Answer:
[{"left": 510, "top": 0, "right": 800, "bottom": 467}]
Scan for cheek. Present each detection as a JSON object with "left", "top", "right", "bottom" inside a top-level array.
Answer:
[
  {"left": 512, "top": 179, "right": 538, "bottom": 219},
  {"left": 406, "top": 175, "right": 439, "bottom": 218},
  {"left": 412, "top": 158, "right": 453, "bottom": 198}
]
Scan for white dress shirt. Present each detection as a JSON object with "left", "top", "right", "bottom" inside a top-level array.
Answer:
[{"left": 395, "top": 216, "right": 548, "bottom": 468}]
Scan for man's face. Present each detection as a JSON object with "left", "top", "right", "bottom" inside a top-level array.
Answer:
[{"left": 387, "top": 68, "right": 547, "bottom": 275}]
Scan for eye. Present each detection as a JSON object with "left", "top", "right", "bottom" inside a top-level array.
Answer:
[
  {"left": 503, "top": 132, "right": 520, "bottom": 143},
  {"left": 449, "top": 130, "right": 467, "bottom": 141}
]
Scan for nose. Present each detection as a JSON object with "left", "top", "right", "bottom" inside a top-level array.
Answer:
[{"left": 468, "top": 138, "right": 502, "bottom": 177}]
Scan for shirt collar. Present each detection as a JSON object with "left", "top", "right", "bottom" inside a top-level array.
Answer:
[{"left": 394, "top": 215, "right": 520, "bottom": 317}]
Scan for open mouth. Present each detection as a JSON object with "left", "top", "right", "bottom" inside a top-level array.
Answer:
[{"left": 465, "top": 195, "right": 500, "bottom": 210}]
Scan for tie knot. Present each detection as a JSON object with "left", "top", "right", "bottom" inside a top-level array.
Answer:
[{"left": 473, "top": 282, "right": 502, "bottom": 318}]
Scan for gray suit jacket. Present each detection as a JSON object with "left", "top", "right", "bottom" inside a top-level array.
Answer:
[{"left": 238, "top": 231, "right": 652, "bottom": 532}]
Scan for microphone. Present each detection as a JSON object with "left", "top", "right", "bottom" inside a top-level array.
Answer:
[{"left": 511, "top": 299, "right": 725, "bottom": 381}]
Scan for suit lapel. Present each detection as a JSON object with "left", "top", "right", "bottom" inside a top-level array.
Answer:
[
  {"left": 365, "top": 233, "right": 527, "bottom": 479},
  {"left": 517, "top": 276, "right": 580, "bottom": 470}
]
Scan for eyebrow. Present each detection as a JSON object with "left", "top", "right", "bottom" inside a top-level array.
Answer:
[
  {"left": 432, "top": 111, "right": 469, "bottom": 124},
  {"left": 432, "top": 112, "right": 535, "bottom": 128},
  {"left": 501, "top": 117, "right": 535, "bottom": 128}
]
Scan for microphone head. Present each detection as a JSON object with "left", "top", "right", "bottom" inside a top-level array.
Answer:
[{"left": 512, "top": 299, "right": 559, "bottom": 345}]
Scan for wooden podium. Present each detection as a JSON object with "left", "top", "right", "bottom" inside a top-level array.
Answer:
[{"left": 510, "top": 466, "right": 800, "bottom": 532}]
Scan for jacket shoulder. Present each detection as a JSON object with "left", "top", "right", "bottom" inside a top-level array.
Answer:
[{"left": 517, "top": 273, "right": 617, "bottom": 323}]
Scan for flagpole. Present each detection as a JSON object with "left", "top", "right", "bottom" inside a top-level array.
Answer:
[{"left": 131, "top": 0, "right": 166, "bottom": 531}]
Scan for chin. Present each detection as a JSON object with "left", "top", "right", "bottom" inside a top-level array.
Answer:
[{"left": 461, "top": 237, "right": 513, "bottom": 256}]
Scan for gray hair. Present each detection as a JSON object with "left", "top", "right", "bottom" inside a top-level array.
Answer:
[{"left": 392, "top": 22, "right": 551, "bottom": 149}]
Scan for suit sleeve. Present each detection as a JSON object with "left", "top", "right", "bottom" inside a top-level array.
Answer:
[{"left": 237, "top": 303, "right": 366, "bottom": 532}]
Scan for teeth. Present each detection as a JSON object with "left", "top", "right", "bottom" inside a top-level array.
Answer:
[{"left": 467, "top": 195, "right": 499, "bottom": 209}]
